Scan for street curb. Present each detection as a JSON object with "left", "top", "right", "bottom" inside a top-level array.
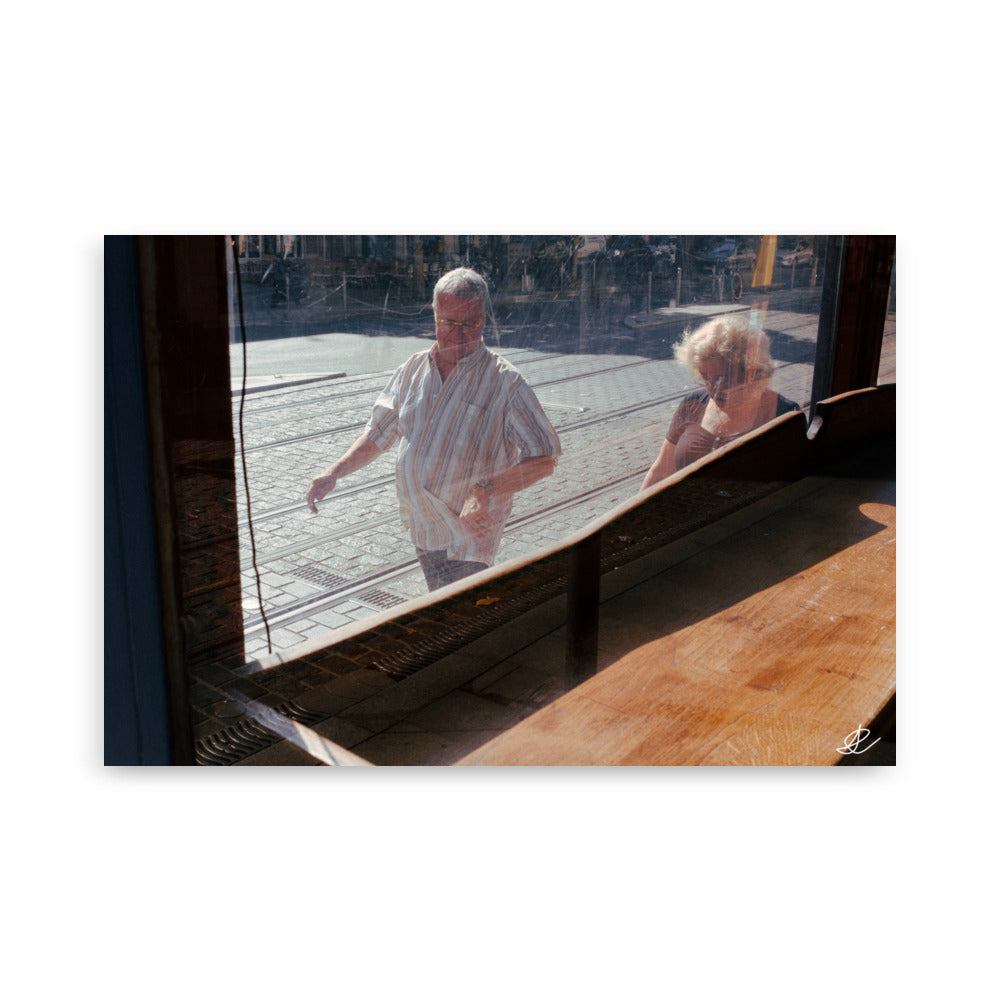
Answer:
[{"left": 231, "top": 372, "right": 347, "bottom": 397}]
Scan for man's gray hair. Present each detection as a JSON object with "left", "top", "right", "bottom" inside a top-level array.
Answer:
[{"left": 432, "top": 267, "right": 490, "bottom": 312}]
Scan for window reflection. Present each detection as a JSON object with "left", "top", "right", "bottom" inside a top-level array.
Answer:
[
  {"left": 231, "top": 236, "right": 826, "bottom": 659},
  {"left": 640, "top": 315, "right": 801, "bottom": 489}
]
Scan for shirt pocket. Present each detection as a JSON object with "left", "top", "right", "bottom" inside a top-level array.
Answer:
[{"left": 444, "top": 400, "right": 489, "bottom": 451}]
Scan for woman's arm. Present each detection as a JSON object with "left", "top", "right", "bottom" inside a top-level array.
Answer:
[{"left": 640, "top": 437, "right": 676, "bottom": 491}]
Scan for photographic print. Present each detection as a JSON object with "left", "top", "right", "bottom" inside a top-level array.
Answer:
[{"left": 106, "top": 234, "right": 895, "bottom": 766}]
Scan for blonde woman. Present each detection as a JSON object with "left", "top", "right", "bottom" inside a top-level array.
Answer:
[{"left": 641, "top": 316, "right": 799, "bottom": 490}]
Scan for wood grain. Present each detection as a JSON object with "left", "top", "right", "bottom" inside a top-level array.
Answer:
[{"left": 457, "top": 477, "right": 895, "bottom": 766}]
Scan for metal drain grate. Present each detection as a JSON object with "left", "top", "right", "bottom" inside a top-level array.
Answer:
[
  {"left": 194, "top": 699, "right": 329, "bottom": 765},
  {"left": 292, "top": 566, "right": 406, "bottom": 611},
  {"left": 293, "top": 566, "right": 349, "bottom": 590},
  {"left": 356, "top": 588, "right": 407, "bottom": 610}
]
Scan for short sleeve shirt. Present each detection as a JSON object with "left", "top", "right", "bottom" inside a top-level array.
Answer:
[
  {"left": 365, "top": 344, "right": 562, "bottom": 563},
  {"left": 667, "top": 390, "right": 800, "bottom": 471}
]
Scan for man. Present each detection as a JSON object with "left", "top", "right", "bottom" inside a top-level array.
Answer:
[{"left": 306, "top": 267, "right": 561, "bottom": 591}]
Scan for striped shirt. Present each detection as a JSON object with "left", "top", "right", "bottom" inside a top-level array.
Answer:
[{"left": 365, "top": 344, "right": 562, "bottom": 563}]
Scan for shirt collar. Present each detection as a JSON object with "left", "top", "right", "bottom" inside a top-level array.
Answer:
[{"left": 430, "top": 342, "right": 488, "bottom": 374}]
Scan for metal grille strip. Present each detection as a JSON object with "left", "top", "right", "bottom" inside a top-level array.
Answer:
[{"left": 194, "top": 699, "right": 328, "bottom": 765}]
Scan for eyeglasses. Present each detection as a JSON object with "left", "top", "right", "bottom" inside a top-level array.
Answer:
[
  {"left": 702, "top": 365, "right": 767, "bottom": 395},
  {"left": 436, "top": 318, "right": 484, "bottom": 331}
]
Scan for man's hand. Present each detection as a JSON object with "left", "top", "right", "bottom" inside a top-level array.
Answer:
[
  {"left": 305, "top": 434, "right": 384, "bottom": 514},
  {"left": 306, "top": 473, "right": 337, "bottom": 514},
  {"left": 459, "top": 488, "right": 493, "bottom": 538}
]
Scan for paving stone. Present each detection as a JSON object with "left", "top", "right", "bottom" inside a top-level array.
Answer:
[
  {"left": 350, "top": 726, "right": 473, "bottom": 766},
  {"left": 311, "top": 716, "right": 375, "bottom": 750},
  {"left": 232, "top": 741, "right": 325, "bottom": 766},
  {"left": 474, "top": 664, "right": 566, "bottom": 716},
  {"left": 264, "top": 627, "right": 307, "bottom": 647},
  {"left": 269, "top": 591, "right": 303, "bottom": 607},
  {"left": 407, "top": 689, "right": 525, "bottom": 734},
  {"left": 301, "top": 624, "right": 339, "bottom": 641},
  {"left": 312, "top": 609, "right": 352, "bottom": 629},
  {"left": 245, "top": 637, "right": 272, "bottom": 659}
]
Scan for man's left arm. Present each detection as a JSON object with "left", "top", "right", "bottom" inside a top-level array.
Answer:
[{"left": 459, "top": 374, "right": 561, "bottom": 537}]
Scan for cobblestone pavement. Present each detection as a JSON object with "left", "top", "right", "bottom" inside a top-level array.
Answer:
[{"left": 232, "top": 305, "right": 834, "bottom": 659}]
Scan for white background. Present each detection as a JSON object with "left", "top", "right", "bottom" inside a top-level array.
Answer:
[{"left": 5, "top": 3, "right": 994, "bottom": 997}]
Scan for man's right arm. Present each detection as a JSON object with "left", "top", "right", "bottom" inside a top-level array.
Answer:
[{"left": 306, "top": 433, "right": 384, "bottom": 513}]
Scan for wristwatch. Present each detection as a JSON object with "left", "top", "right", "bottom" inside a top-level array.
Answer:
[{"left": 475, "top": 478, "right": 494, "bottom": 496}]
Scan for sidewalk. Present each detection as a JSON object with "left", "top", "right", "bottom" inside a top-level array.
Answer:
[
  {"left": 233, "top": 372, "right": 346, "bottom": 394},
  {"left": 623, "top": 285, "right": 823, "bottom": 329},
  {"left": 229, "top": 330, "right": 434, "bottom": 394}
]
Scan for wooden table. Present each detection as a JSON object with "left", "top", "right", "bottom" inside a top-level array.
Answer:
[{"left": 457, "top": 476, "right": 895, "bottom": 766}]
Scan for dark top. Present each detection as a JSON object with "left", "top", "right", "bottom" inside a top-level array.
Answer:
[{"left": 667, "top": 390, "right": 800, "bottom": 471}]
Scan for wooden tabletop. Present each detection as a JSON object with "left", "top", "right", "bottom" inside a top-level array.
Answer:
[{"left": 457, "top": 476, "right": 895, "bottom": 766}]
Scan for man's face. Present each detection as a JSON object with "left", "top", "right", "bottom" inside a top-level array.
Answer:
[{"left": 434, "top": 291, "right": 485, "bottom": 365}]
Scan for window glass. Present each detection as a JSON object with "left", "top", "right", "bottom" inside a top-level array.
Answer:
[
  {"left": 232, "top": 235, "right": 826, "bottom": 659},
  {"left": 879, "top": 248, "right": 896, "bottom": 384}
]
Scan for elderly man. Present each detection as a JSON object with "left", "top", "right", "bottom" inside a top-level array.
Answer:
[{"left": 306, "top": 267, "right": 561, "bottom": 591}]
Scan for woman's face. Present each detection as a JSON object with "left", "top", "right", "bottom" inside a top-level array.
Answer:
[{"left": 700, "top": 356, "right": 768, "bottom": 410}]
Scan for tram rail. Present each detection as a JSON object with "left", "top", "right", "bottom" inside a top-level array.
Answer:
[
  {"left": 234, "top": 355, "right": 806, "bottom": 529},
  {"left": 232, "top": 309, "right": 821, "bottom": 448},
  {"left": 235, "top": 354, "right": 650, "bottom": 452},
  {"left": 232, "top": 346, "right": 554, "bottom": 414},
  {"left": 241, "top": 465, "right": 649, "bottom": 638}
]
